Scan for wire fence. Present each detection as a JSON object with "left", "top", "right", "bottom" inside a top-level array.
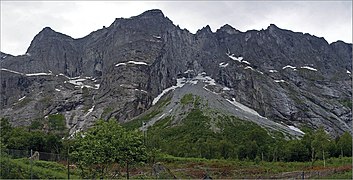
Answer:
[
  {"left": 1, "top": 149, "right": 71, "bottom": 179},
  {"left": 5, "top": 148, "right": 68, "bottom": 162}
]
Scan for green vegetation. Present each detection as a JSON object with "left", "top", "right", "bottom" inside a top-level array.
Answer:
[
  {"left": 48, "top": 114, "right": 66, "bottom": 131},
  {"left": 101, "top": 107, "right": 114, "bottom": 118},
  {"left": 15, "top": 97, "right": 32, "bottom": 109},
  {"left": 180, "top": 93, "right": 194, "bottom": 104},
  {"left": 120, "top": 94, "right": 353, "bottom": 164},
  {"left": 0, "top": 157, "right": 80, "bottom": 179},
  {"left": 71, "top": 119, "right": 147, "bottom": 179},
  {"left": 146, "top": 105, "right": 280, "bottom": 160},
  {"left": 123, "top": 96, "right": 171, "bottom": 130},
  {"left": 1, "top": 90, "right": 352, "bottom": 179},
  {"left": 340, "top": 99, "right": 352, "bottom": 109},
  {"left": 1, "top": 118, "right": 63, "bottom": 153},
  {"left": 123, "top": 109, "right": 160, "bottom": 130},
  {"left": 30, "top": 119, "right": 44, "bottom": 130}
]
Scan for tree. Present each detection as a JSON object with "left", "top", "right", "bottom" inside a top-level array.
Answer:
[
  {"left": 118, "top": 130, "right": 147, "bottom": 179},
  {"left": 0, "top": 118, "right": 13, "bottom": 145},
  {"left": 337, "top": 132, "right": 352, "bottom": 157},
  {"left": 28, "top": 131, "right": 46, "bottom": 152},
  {"left": 283, "top": 140, "right": 309, "bottom": 162},
  {"left": 6, "top": 127, "right": 30, "bottom": 150},
  {"left": 45, "top": 133, "right": 63, "bottom": 154},
  {"left": 71, "top": 119, "right": 146, "bottom": 179},
  {"left": 311, "top": 127, "right": 331, "bottom": 167}
]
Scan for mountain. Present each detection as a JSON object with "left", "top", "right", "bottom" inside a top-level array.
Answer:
[{"left": 1, "top": 9, "right": 351, "bottom": 137}]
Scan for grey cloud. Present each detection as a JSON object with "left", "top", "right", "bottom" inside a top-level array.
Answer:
[{"left": 1, "top": 1, "right": 351, "bottom": 55}]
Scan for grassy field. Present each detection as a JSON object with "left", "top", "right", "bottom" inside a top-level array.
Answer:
[
  {"left": 0, "top": 157, "right": 80, "bottom": 179},
  {"left": 151, "top": 156, "right": 352, "bottom": 179},
  {"left": 1, "top": 156, "right": 351, "bottom": 179}
]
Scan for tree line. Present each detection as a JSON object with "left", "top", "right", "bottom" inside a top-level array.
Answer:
[
  {"left": 143, "top": 109, "right": 352, "bottom": 164},
  {"left": 1, "top": 114, "right": 352, "bottom": 178}
]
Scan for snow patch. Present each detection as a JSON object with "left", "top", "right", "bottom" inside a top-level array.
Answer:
[
  {"left": 274, "top": 80, "right": 286, "bottom": 83},
  {"left": 115, "top": 62, "right": 127, "bottom": 67},
  {"left": 219, "top": 62, "right": 229, "bottom": 68},
  {"left": 347, "top": 70, "right": 351, "bottom": 74},
  {"left": 282, "top": 65, "right": 296, "bottom": 70},
  {"left": 152, "top": 73, "right": 217, "bottom": 105},
  {"left": 300, "top": 66, "right": 317, "bottom": 71},
  {"left": 244, "top": 66, "right": 254, "bottom": 71},
  {"left": 184, "top": 69, "right": 194, "bottom": 74},
  {"left": 26, "top": 72, "right": 52, "bottom": 76},
  {"left": 127, "top": 61, "right": 148, "bottom": 65},
  {"left": 189, "top": 80, "right": 198, "bottom": 85},
  {"left": 288, "top": 125, "right": 305, "bottom": 134},
  {"left": 242, "top": 60, "right": 251, "bottom": 65},
  {"left": 223, "top": 87, "right": 230, "bottom": 91},
  {"left": 55, "top": 89, "right": 61, "bottom": 92},
  {"left": 157, "top": 113, "right": 165, "bottom": 120},
  {"left": 18, "top": 96, "right": 26, "bottom": 101},
  {"left": 226, "top": 98, "right": 264, "bottom": 118},
  {"left": 269, "top": 70, "right": 278, "bottom": 73},
  {"left": 152, "top": 78, "right": 186, "bottom": 105},
  {"left": 84, "top": 105, "right": 95, "bottom": 117},
  {"left": 115, "top": 61, "right": 148, "bottom": 67},
  {"left": 153, "top": 35, "right": 161, "bottom": 39},
  {"left": 1, "top": 68, "right": 53, "bottom": 77},
  {"left": 135, "top": 89, "right": 148, "bottom": 93},
  {"left": 227, "top": 54, "right": 243, "bottom": 62},
  {"left": 68, "top": 78, "right": 86, "bottom": 86},
  {"left": 1, "top": 68, "right": 24, "bottom": 75},
  {"left": 194, "top": 74, "right": 216, "bottom": 85}
]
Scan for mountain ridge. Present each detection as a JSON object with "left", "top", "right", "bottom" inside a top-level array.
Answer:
[{"left": 1, "top": 9, "right": 351, "bottom": 137}]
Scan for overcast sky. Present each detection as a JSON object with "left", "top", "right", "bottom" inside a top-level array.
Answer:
[{"left": 1, "top": 1, "right": 352, "bottom": 56}]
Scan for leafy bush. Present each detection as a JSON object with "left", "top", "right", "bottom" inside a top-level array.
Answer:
[{"left": 48, "top": 114, "right": 66, "bottom": 131}]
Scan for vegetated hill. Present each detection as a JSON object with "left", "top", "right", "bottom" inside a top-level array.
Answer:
[{"left": 0, "top": 9, "right": 351, "bottom": 137}]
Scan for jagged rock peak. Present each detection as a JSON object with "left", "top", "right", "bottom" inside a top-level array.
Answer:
[
  {"left": 136, "top": 9, "right": 165, "bottom": 18},
  {"left": 35, "top": 26, "right": 73, "bottom": 40},
  {"left": 26, "top": 26, "right": 74, "bottom": 55},
  {"left": 217, "top": 24, "right": 241, "bottom": 34},
  {"left": 267, "top": 24, "right": 279, "bottom": 29},
  {"left": 266, "top": 24, "right": 284, "bottom": 35},
  {"left": 39, "top": 27, "right": 56, "bottom": 35},
  {"left": 196, "top": 25, "right": 213, "bottom": 35}
]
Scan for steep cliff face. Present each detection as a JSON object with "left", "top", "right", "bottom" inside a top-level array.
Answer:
[{"left": 1, "top": 9, "right": 351, "bottom": 136}]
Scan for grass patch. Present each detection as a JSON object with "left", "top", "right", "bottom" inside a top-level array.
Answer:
[
  {"left": 340, "top": 99, "right": 352, "bottom": 109},
  {"left": 181, "top": 93, "right": 194, "bottom": 105},
  {"left": 39, "top": 96, "right": 52, "bottom": 107},
  {"left": 14, "top": 98, "right": 32, "bottom": 109},
  {"left": 123, "top": 96, "right": 171, "bottom": 130},
  {"left": 30, "top": 119, "right": 44, "bottom": 130},
  {"left": 0, "top": 157, "right": 80, "bottom": 179},
  {"left": 123, "top": 109, "right": 160, "bottom": 130},
  {"left": 101, "top": 107, "right": 113, "bottom": 118}
]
